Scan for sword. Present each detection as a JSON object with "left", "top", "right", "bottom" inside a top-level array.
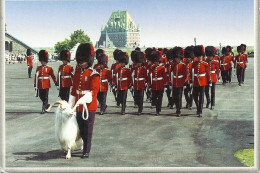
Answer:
[
  {"left": 35, "top": 71, "right": 39, "bottom": 97},
  {"left": 57, "top": 71, "right": 61, "bottom": 96}
]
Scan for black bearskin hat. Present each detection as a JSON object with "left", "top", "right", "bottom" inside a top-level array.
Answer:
[
  {"left": 184, "top": 46, "right": 194, "bottom": 59},
  {"left": 205, "top": 46, "right": 215, "bottom": 57},
  {"left": 226, "top": 46, "right": 232, "bottom": 52},
  {"left": 221, "top": 47, "right": 228, "bottom": 55},
  {"left": 59, "top": 50, "right": 71, "bottom": 62},
  {"left": 113, "top": 49, "right": 121, "bottom": 61},
  {"left": 96, "top": 49, "right": 105, "bottom": 59},
  {"left": 131, "top": 50, "right": 138, "bottom": 64},
  {"left": 26, "top": 49, "right": 32, "bottom": 56},
  {"left": 39, "top": 50, "right": 49, "bottom": 62},
  {"left": 163, "top": 48, "right": 168, "bottom": 55},
  {"left": 118, "top": 51, "right": 129, "bottom": 65},
  {"left": 145, "top": 48, "right": 153, "bottom": 61},
  {"left": 97, "top": 54, "right": 107, "bottom": 65},
  {"left": 172, "top": 47, "right": 184, "bottom": 59},
  {"left": 166, "top": 49, "right": 173, "bottom": 61},
  {"left": 237, "top": 46, "right": 242, "bottom": 53},
  {"left": 194, "top": 45, "right": 205, "bottom": 57},
  {"left": 135, "top": 47, "right": 141, "bottom": 51},
  {"left": 150, "top": 51, "right": 160, "bottom": 63},
  {"left": 75, "top": 43, "right": 95, "bottom": 66},
  {"left": 240, "top": 44, "right": 247, "bottom": 51},
  {"left": 135, "top": 51, "right": 145, "bottom": 64}
]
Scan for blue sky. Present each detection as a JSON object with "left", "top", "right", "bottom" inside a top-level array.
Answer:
[{"left": 5, "top": 0, "right": 254, "bottom": 48}]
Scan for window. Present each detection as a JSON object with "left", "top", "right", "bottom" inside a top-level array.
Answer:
[{"left": 5, "top": 41, "right": 9, "bottom": 51}]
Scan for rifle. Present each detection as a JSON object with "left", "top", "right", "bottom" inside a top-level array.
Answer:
[{"left": 35, "top": 71, "right": 39, "bottom": 97}]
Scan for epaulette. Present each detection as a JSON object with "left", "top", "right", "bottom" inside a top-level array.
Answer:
[
  {"left": 180, "top": 62, "right": 186, "bottom": 65},
  {"left": 201, "top": 61, "right": 208, "bottom": 64},
  {"left": 89, "top": 68, "right": 100, "bottom": 76}
]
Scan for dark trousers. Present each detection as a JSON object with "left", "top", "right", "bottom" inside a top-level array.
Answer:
[
  {"left": 221, "top": 70, "right": 228, "bottom": 83},
  {"left": 205, "top": 83, "right": 216, "bottom": 107},
  {"left": 28, "top": 67, "right": 33, "bottom": 78},
  {"left": 76, "top": 111, "right": 96, "bottom": 153},
  {"left": 59, "top": 87, "right": 70, "bottom": 102},
  {"left": 184, "top": 84, "right": 193, "bottom": 107},
  {"left": 112, "top": 87, "right": 117, "bottom": 102},
  {"left": 166, "top": 85, "right": 173, "bottom": 106},
  {"left": 97, "top": 91, "right": 107, "bottom": 112},
  {"left": 193, "top": 86, "right": 205, "bottom": 114},
  {"left": 152, "top": 90, "right": 164, "bottom": 113},
  {"left": 145, "top": 85, "right": 152, "bottom": 101},
  {"left": 39, "top": 89, "right": 49, "bottom": 110},
  {"left": 242, "top": 68, "right": 246, "bottom": 83},
  {"left": 172, "top": 87, "right": 183, "bottom": 113},
  {"left": 227, "top": 68, "right": 232, "bottom": 82},
  {"left": 134, "top": 90, "right": 144, "bottom": 113},
  {"left": 117, "top": 90, "right": 128, "bottom": 113},
  {"left": 237, "top": 68, "right": 244, "bottom": 85}
]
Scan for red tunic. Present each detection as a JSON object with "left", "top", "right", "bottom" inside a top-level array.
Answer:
[
  {"left": 206, "top": 59, "right": 219, "bottom": 83},
  {"left": 71, "top": 67, "right": 100, "bottom": 111},
  {"left": 243, "top": 53, "right": 248, "bottom": 68},
  {"left": 170, "top": 62, "right": 187, "bottom": 88},
  {"left": 117, "top": 66, "right": 132, "bottom": 91},
  {"left": 220, "top": 56, "right": 231, "bottom": 71},
  {"left": 192, "top": 61, "right": 210, "bottom": 87},
  {"left": 110, "top": 63, "right": 121, "bottom": 86},
  {"left": 27, "top": 56, "right": 33, "bottom": 67},
  {"left": 57, "top": 64, "right": 74, "bottom": 88},
  {"left": 132, "top": 66, "right": 148, "bottom": 90},
  {"left": 94, "top": 66, "right": 111, "bottom": 92},
  {"left": 148, "top": 65, "right": 167, "bottom": 90},
  {"left": 165, "top": 62, "right": 173, "bottom": 85},
  {"left": 234, "top": 55, "right": 246, "bottom": 69},
  {"left": 34, "top": 65, "right": 56, "bottom": 89},
  {"left": 185, "top": 62, "right": 193, "bottom": 84}
]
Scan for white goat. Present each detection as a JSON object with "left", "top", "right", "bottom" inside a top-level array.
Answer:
[{"left": 46, "top": 91, "right": 92, "bottom": 159}]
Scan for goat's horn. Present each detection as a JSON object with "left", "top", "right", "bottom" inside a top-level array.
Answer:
[{"left": 45, "top": 101, "right": 63, "bottom": 112}]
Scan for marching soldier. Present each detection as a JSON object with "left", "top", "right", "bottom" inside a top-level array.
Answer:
[
  {"left": 132, "top": 51, "right": 148, "bottom": 115},
  {"left": 144, "top": 48, "right": 153, "bottom": 102},
  {"left": 34, "top": 50, "right": 57, "bottom": 114},
  {"left": 129, "top": 50, "right": 138, "bottom": 106},
  {"left": 240, "top": 44, "right": 248, "bottom": 83},
  {"left": 220, "top": 47, "right": 230, "bottom": 84},
  {"left": 183, "top": 46, "right": 194, "bottom": 110},
  {"left": 57, "top": 50, "right": 74, "bottom": 102},
  {"left": 110, "top": 49, "right": 122, "bottom": 106},
  {"left": 68, "top": 43, "right": 100, "bottom": 158},
  {"left": 116, "top": 52, "right": 132, "bottom": 115},
  {"left": 94, "top": 54, "right": 111, "bottom": 115},
  {"left": 170, "top": 47, "right": 187, "bottom": 117},
  {"left": 234, "top": 46, "right": 246, "bottom": 86},
  {"left": 205, "top": 46, "right": 219, "bottom": 110},
  {"left": 165, "top": 49, "right": 174, "bottom": 108},
  {"left": 226, "top": 46, "right": 234, "bottom": 83},
  {"left": 192, "top": 45, "right": 210, "bottom": 117},
  {"left": 26, "top": 49, "right": 33, "bottom": 78},
  {"left": 148, "top": 51, "right": 167, "bottom": 115}
]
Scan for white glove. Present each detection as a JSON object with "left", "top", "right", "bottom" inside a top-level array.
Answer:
[
  {"left": 68, "top": 95, "right": 75, "bottom": 108},
  {"left": 80, "top": 91, "right": 92, "bottom": 103}
]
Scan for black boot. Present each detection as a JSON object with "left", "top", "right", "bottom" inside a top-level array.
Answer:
[{"left": 81, "top": 148, "right": 89, "bottom": 158}]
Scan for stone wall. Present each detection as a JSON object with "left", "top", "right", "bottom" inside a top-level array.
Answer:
[{"left": 5, "top": 36, "right": 28, "bottom": 56}]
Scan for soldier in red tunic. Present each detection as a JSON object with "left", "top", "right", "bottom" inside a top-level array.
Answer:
[
  {"left": 132, "top": 51, "right": 148, "bottom": 115},
  {"left": 34, "top": 50, "right": 57, "bottom": 114},
  {"left": 144, "top": 48, "right": 153, "bottom": 102},
  {"left": 26, "top": 49, "right": 33, "bottom": 78},
  {"left": 192, "top": 45, "right": 210, "bottom": 117},
  {"left": 240, "top": 44, "right": 248, "bottom": 83},
  {"left": 234, "top": 46, "right": 246, "bottom": 86},
  {"left": 226, "top": 46, "right": 234, "bottom": 83},
  {"left": 68, "top": 43, "right": 100, "bottom": 158},
  {"left": 183, "top": 46, "right": 194, "bottom": 110},
  {"left": 148, "top": 51, "right": 167, "bottom": 115},
  {"left": 94, "top": 54, "right": 111, "bottom": 115},
  {"left": 129, "top": 50, "right": 138, "bottom": 105},
  {"left": 165, "top": 49, "right": 174, "bottom": 108},
  {"left": 171, "top": 47, "right": 187, "bottom": 117},
  {"left": 57, "top": 50, "right": 74, "bottom": 102},
  {"left": 205, "top": 46, "right": 219, "bottom": 110},
  {"left": 220, "top": 47, "right": 230, "bottom": 84},
  {"left": 116, "top": 52, "right": 132, "bottom": 115}
]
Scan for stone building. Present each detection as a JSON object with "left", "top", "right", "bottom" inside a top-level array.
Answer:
[
  {"left": 5, "top": 26, "right": 38, "bottom": 56},
  {"left": 96, "top": 10, "right": 140, "bottom": 48}
]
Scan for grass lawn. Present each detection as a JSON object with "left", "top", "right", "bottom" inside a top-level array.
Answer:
[{"left": 234, "top": 149, "right": 254, "bottom": 167}]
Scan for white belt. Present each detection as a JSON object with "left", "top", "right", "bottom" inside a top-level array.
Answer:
[
  {"left": 113, "top": 74, "right": 116, "bottom": 76},
  {"left": 135, "top": 78, "right": 145, "bottom": 81},
  {"left": 152, "top": 77, "right": 163, "bottom": 81},
  {"left": 61, "top": 76, "right": 71, "bottom": 78},
  {"left": 119, "top": 78, "right": 128, "bottom": 81},
  {"left": 210, "top": 71, "right": 216, "bottom": 74},
  {"left": 221, "top": 63, "right": 228, "bottom": 66},
  {"left": 237, "top": 62, "right": 244, "bottom": 64},
  {"left": 173, "top": 75, "right": 183, "bottom": 78},
  {"left": 194, "top": 73, "right": 206, "bottom": 77},
  {"left": 76, "top": 90, "right": 90, "bottom": 95},
  {"left": 101, "top": 79, "right": 108, "bottom": 82},
  {"left": 38, "top": 77, "right": 49, "bottom": 79}
]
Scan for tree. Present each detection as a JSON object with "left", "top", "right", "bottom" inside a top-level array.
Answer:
[{"left": 54, "top": 29, "right": 92, "bottom": 54}]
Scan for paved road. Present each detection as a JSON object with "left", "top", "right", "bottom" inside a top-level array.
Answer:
[{"left": 5, "top": 58, "right": 254, "bottom": 168}]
